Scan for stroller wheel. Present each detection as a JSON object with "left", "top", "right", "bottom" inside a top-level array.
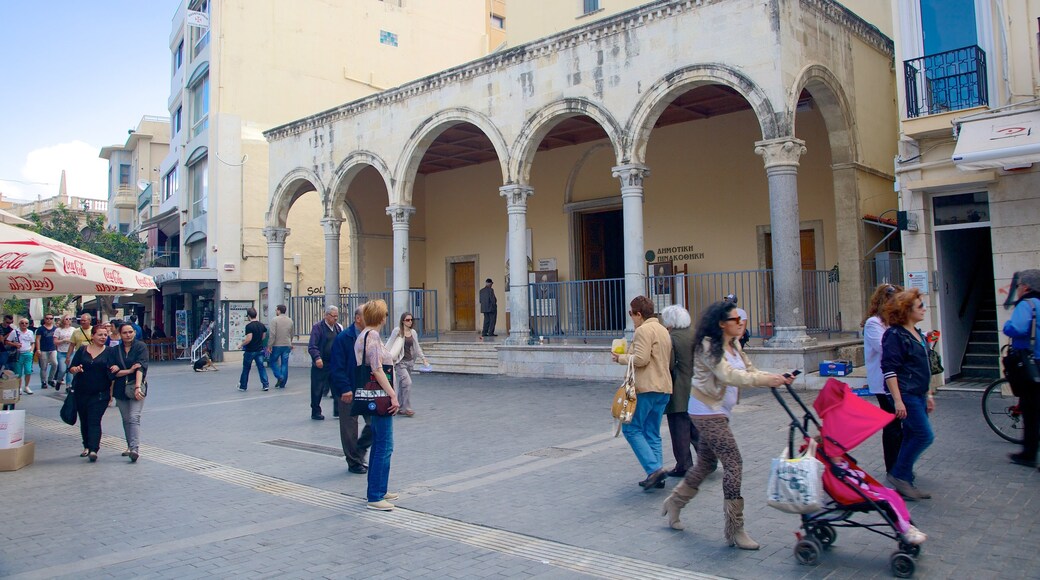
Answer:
[
  {"left": 794, "top": 539, "right": 821, "bottom": 566},
  {"left": 900, "top": 543, "right": 921, "bottom": 558},
  {"left": 890, "top": 552, "right": 916, "bottom": 578},
  {"left": 810, "top": 523, "right": 837, "bottom": 548}
]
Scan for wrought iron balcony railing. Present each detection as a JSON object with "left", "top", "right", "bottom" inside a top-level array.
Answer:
[{"left": 904, "top": 45, "right": 987, "bottom": 118}]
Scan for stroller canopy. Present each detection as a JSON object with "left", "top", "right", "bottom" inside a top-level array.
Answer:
[{"left": 812, "top": 378, "right": 894, "bottom": 457}]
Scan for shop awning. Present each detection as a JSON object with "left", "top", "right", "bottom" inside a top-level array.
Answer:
[{"left": 953, "top": 109, "right": 1040, "bottom": 170}]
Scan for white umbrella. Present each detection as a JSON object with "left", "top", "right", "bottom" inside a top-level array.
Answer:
[
  {"left": 0, "top": 222, "right": 156, "bottom": 297},
  {"left": 0, "top": 208, "right": 32, "bottom": 226}
]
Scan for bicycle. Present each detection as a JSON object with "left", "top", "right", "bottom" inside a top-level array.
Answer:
[{"left": 981, "top": 377, "right": 1025, "bottom": 444}]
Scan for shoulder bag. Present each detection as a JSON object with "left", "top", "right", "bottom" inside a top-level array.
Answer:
[
  {"left": 1003, "top": 299, "right": 1040, "bottom": 395},
  {"left": 927, "top": 342, "right": 944, "bottom": 376},
  {"left": 116, "top": 346, "right": 147, "bottom": 399},
  {"left": 350, "top": 330, "right": 394, "bottom": 416},
  {"left": 611, "top": 357, "right": 637, "bottom": 437},
  {"left": 766, "top": 438, "right": 825, "bottom": 514},
  {"left": 60, "top": 387, "right": 77, "bottom": 425}
]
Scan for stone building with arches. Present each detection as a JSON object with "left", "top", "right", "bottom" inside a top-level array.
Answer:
[{"left": 264, "top": 0, "right": 898, "bottom": 377}]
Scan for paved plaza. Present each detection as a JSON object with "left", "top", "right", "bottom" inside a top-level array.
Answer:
[{"left": 1, "top": 361, "right": 1038, "bottom": 579}]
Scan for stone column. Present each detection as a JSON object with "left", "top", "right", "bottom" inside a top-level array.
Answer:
[
  {"left": 386, "top": 205, "right": 415, "bottom": 324},
  {"left": 320, "top": 218, "right": 343, "bottom": 313},
  {"left": 612, "top": 164, "right": 650, "bottom": 338},
  {"left": 755, "top": 138, "right": 816, "bottom": 347},
  {"left": 500, "top": 184, "right": 534, "bottom": 345},
  {"left": 262, "top": 226, "right": 290, "bottom": 321}
]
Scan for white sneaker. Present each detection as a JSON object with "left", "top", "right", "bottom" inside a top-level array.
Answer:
[
  {"left": 22, "top": 386, "right": 33, "bottom": 395},
  {"left": 904, "top": 525, "right": 927, "bottom": 545},
  {"left": 367, "top": 500, "right": 395, "bottom": 511}
]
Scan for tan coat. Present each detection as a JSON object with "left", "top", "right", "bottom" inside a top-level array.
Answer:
[
  {"left": 691, "top": 337, "right": 774, "bottom": 410},
  {"left": 618, "top": 317, "right": 673, "bottom": 395}
]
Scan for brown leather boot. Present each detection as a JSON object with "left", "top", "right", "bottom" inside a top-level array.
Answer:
[
  {"left": 724, "top": 498, "right": 760, "bottom": 550},
  {"left": 661, "top": 481, "right": 698, "bottom": 530}
]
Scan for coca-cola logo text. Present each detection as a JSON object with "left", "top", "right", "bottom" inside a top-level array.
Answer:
[
  {"left": 103, "top": 268, "right": 125, "bottom": 285},
  {"left": 136, "top": 275, "right": 156, "bottom": 288},
  {"left": 63, "top": 257, "right": 87, "bottom": 277},
  {"left": 94, "top": 283, "right": 123, "bottom": 293},
  {"left": 0, "top": 252, "right": 28, "bottom": 270},
  {"left": 8, "top": 275, "right": 54, "bottom": 292}
]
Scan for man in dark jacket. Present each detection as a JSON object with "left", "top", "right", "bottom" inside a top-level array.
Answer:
[
  {"left": 329, "top": 305, "right": 372, "bottom": 474},
  {"left": 479, "top": 278, "right": 497, "bottom": 337},
  {"left": 307, "top": 306, "right": 342, "bottom": 420}
]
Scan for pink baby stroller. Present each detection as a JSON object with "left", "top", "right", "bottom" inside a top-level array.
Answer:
[{"left": 770, "top": 378, "right": 924, "bottom": 578}]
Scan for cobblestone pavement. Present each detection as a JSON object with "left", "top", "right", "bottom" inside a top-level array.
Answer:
[{"left": 1, "top": 361, "right": 1038, "bottom": 579}]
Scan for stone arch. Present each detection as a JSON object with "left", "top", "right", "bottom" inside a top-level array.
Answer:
[
  {"left": 267, "top": 167, "right": 325, "bottom": 228},
  {"left": 326, "top": 150, "right": 394, "bottom": 221},
  {"left": 510, "top": 98, "right": 624, "bottom": 186},
  {"left": 626, "top": 64, "right": 781, "bottom": 164},
  {"left": 788, "top": 64, "right": 858, "bottom": 165},
  {"left": 394, "top": 108, "right": 509, "bottom": 205}
]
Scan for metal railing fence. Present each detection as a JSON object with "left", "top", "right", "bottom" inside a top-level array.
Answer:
[
  {"left": 529, "top": 278, "right": 626, "bottom": 338},
  {"left": 287, "top": 290, "right": 438, "bottom": 340}
]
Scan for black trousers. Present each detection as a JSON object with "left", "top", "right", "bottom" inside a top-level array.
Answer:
[
  {"left": 1017, "top": 384, "right": 1040, "bottom": 460},
  {"left": 482, "top": 310, "right": 497, "bottom": 336},
  {"left": 76, "top": 392, "right": 109, "bottom": 452},
  {"left": 665, "top": 411, "right": 700, "bottom": 472},
  {"left": 310, "top": 366, "right": 331, "bottom": 416},
  {"left": 339, "top": 399, "right": 373, "bottom": 468},
  {"left": 876, "top": 394, "right": 903, "bottom": 473}
]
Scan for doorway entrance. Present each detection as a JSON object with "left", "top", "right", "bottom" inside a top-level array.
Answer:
[
  {"left": 579, "top": 209, "right": 624, "bottom": 331},
  {"left": 451, "top": 261, "right": 476, "bottom": 331},
  {"left": 763, "top": 229, "right": 819, "bottom": 328}
]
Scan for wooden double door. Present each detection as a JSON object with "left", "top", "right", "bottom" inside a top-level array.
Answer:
[{"left": 451, "top": 261, "right": 476, "bottom": 331}]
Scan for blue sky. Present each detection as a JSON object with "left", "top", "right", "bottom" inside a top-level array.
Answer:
[{"left": 0, "top": 1, "right": 174, "bottom": 202}]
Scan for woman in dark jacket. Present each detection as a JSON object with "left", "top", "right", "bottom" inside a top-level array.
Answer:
[
  {"left": 1003, "top": 269, "right": 1040, "bottom": 469},
  {"left": 660, "top": 305, "right": 702, "bottom": 477},
  {"left": 880, "top": 288, "right": 935, "bottom": 500},
  {"left": 109, "top": 323, "right": 149, "bottom": 463},
  {"left": 68, "top": 327, "right": 114, "bottom": 462}
]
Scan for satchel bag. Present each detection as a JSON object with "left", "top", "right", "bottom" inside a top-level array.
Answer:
[
  {"left": 350, "top": 330, "right": 395, "bottom": 416},
  {"left": 611, "top": 357, "right": 637, "bottom": 437},
  {"left": 1003, "top": 299, "right": 1040, "bottom": 396},
  {"left": 766, "top": 438, "right": 825, "bottom": 514},
  {"left": 60, "top": 387, "right": 77, "bottom": 425}
]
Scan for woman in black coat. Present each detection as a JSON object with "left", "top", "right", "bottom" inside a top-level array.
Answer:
[
  {"left": 68, "top": 327, "right": 114, "bottom": 462},
  {"left": 109, "top": 323, "right": 149, "bottom": 463}
]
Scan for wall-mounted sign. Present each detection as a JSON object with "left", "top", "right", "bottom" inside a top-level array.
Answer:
[
  {"left": 654, "top": 245, "right": 704, "bottom": 263},
  {"left": 537, "top": 258, "right": 557, "bottom": 271},
  {"left": 905, "top": 271, "right": 929, "bottom": 294}
]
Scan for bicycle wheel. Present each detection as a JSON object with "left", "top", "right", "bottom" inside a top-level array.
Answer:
[{"left": 982, "top": 379, "right": 1025, "bottom": 444}]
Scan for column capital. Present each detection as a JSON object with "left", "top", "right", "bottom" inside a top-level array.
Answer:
[
  {"left": 386, "top": 204, "right": 416, "bottom": 226},
  {"left": 611, "top": 164, "right": 650, "bottom": 188},
  {"left": 262, "top": 226, "right": 291, "bottom": 245},
  {"left": 499, "top": 184, "right": 534, "bottom": 209},
  {"left": 754, "top": 137, "right": 806, "bottom": 169},
  {"left": 320, "top": 217, "right": 343, "bottom": 238}
]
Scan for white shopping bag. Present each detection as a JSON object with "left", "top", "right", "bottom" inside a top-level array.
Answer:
[
  {"left": 766, "top": 438, "right": 824, "bottom": 514},
  {"left": 0, "top": 410, "right": 26, "bottom": 449}
]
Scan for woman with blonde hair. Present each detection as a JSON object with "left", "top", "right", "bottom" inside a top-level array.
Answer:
[
  {"left": 353, "top": 299, "right": 401, "bottom": 510},
  {"left": 386, "top": 311, "right": 428, "bottom": 417},
  {"left": 862, "top": 283, "right": 903, "bottom": 473}
]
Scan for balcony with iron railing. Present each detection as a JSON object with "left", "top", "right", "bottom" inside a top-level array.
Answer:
[
  {"left": 145, "top": 248, "right": 180, "bottom": 269},
  {"left": 904, "top": 45, "right": 988, "bottom": 119}
]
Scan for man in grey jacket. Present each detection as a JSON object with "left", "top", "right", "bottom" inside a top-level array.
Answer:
[{"left": 479, "top": 278, "right": 497, "bottom": 337}]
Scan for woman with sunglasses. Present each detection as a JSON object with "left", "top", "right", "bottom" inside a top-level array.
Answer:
[
  {"left": 386, "top": 311, "right": 428, "bottom": 417},
  {"left": 611, "top": 295, "right": 673, "bottom": 491},
  {"left": 661, "top": 301, "right": 791, "bottom": 549},
  {"left": 53, "top": 316, "right": 74, "bottom": 392},
  {"left": 880, "top": 288, "right": 936, "bottom": 500},
  {"left": 109, "top": 322, "right": 149, "bottom": 463},
  {"left": 863, "top": 283, "right": 903, "bottom": 473}
]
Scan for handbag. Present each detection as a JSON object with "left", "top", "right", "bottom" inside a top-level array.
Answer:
[
  {"left": 350, "top": 330, "right": 395, "bottom": 416},
  {"left": 766, "top": 438, "right": 825, "bottom": 514},
  {"left": 927, "top": 344, "right": 944, "bottom": 376},
  {"left": 1003, "top": 299, "right": 1040, "bottom": 396},
  {"left": 60, "top": 387, "right": 77, "bottom": 425},
  {"left": 610, "top": 357, "right": 637, "bottom": 437}
]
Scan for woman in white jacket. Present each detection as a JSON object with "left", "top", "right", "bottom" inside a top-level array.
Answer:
[{"left": 385, "top": 311, "right": 428, "bottom": 417}]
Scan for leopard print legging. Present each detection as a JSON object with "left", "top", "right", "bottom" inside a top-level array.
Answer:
[{"left": 684, "top": 415, "right": 743, "bottom": 500}]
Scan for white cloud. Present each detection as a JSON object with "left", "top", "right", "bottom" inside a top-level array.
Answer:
[{"left": 3, "top": 141, "right": 107, "bottom": 202}]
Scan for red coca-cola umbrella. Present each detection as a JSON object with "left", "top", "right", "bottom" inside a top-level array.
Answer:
[{"left": 0, "top": 222, "right": 156, "bottom": 297}]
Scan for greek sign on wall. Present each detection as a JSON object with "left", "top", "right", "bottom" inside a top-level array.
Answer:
[{"left": 653, "top": 245, "right": 705, "bottom": 263}]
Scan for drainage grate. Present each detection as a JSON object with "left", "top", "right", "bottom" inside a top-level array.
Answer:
[
  {"left": 263, "top": 438, "right": 344, "bottom": 457},
  {"left": 523, "top": 447, "right": 581, "bottom": 458}
]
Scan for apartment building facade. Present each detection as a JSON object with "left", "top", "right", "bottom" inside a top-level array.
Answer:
[
  {"left": 891, "top": 0, "right": 1040, "bottom": 381},
  {"left": 148, "top": 0, "right": 502, "bottom": 358}
]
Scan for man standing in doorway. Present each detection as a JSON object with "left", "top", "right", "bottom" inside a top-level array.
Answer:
[
  {"left": 307, "top": 306, "right": 342, "bottom": 420},
  {"left": 480, "top": 278, "right": 497, "bottom": 337},
  {"left": 238, "top": 308, "right": 270, "bottom": 392},
  {"left": 268, "top": 304, "right": 294, "bottom": 389},
  {"left": 329, "top": 305, "right": 373, "bottom": 474}
]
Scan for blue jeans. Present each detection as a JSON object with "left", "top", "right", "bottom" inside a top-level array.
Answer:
[
  {"left": 366, "top": 414, "right": 394, "bottom": 502},
  {"left": 56, "top": 351, "right": 70, "bottom": 386},
  {"left": 239, "top": 350, "right": 269, "bottom": 389},
  {"left": 269, "top": 346, "right": 291, "bottom": 384},
  {"left": 890, "top": 393, "right": 934, "bottom": 483},
  {"left": 622, "top": 391, "right": 670, "bottom": 475}
]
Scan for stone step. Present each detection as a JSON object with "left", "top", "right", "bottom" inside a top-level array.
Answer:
[
  {"left": 421, "top": 342, "right": 500, "bottom": 374},
  {"left": 971, "top": 319, "right": 997, "bottom": 331},
  {"left": 965, "top": 341, "right": 999, "bottom": 355},
  {"left": 970, "top": 330, "right": 999, "bottom": 343},
  {"left": 963, "top": 352, "right": 999, "bottom": 366},
  {"left": 959, "top": 364, "right": 1000, "bottom": 380}
]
